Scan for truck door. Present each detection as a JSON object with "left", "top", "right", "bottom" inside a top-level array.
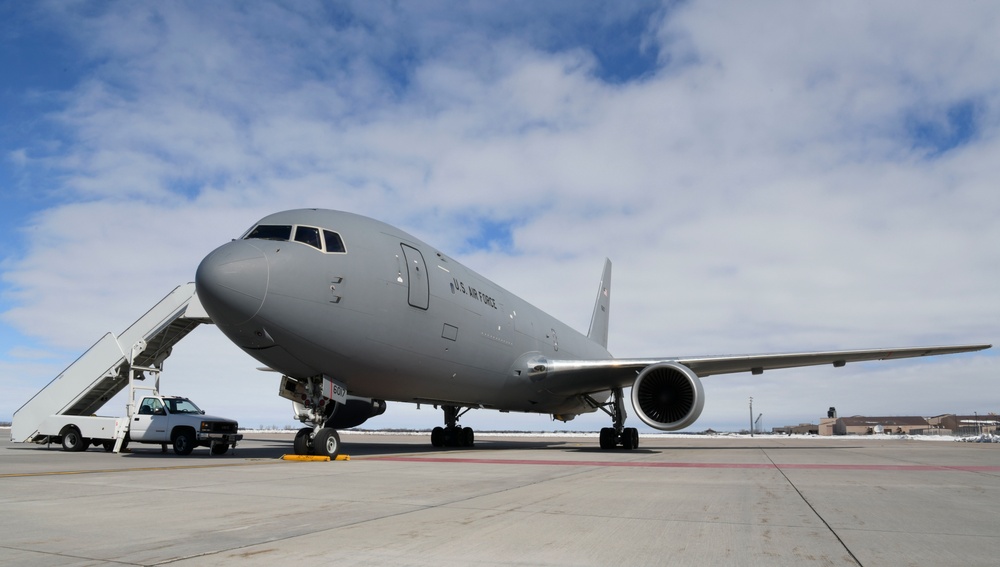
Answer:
[
  {"left": 400, "top": 243, "right": 429, "bottom": 310},
  {"left": 130, "top": 397, "right": 169, "bottom": 442}
]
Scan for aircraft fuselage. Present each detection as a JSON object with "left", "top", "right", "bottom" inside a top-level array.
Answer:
[{"left": 196, "top": 209, "right": 610, "bottom": 420}]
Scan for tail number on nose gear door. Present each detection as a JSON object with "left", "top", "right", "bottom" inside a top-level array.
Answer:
[{"left": 323, "top": 376, "right": 348, "bottom": 404}]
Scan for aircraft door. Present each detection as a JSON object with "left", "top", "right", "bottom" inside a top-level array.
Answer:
[{"left": 400, "top": 244, "right": 429, "bottom": 310}]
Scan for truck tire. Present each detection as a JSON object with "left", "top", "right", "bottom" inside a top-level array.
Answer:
[
  {"left": 61, "top": 426, "right": 88, "bottom": 452},
  {"left": 210, "top": 443, "right": 229, "bottom": 455},
  {"left": 172, "top": 428, "right": 196, "bottom": 456}
]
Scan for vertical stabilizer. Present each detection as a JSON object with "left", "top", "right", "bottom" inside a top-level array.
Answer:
[{"left": 587, "top": 259, "right": 612, "bottom": 348}]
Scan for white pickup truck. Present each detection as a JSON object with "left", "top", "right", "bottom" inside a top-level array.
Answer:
[{"left": 39, "top": 395, "right": 243, "bottom": 455}]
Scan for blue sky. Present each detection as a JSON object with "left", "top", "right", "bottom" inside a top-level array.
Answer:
[{"left": 1, "top": 1, "right": 997, "bottom": 432}]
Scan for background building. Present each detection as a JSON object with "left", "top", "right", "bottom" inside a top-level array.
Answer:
[
  {"left": 927, "top": 414, "right": 1000, "bottom": 436},
  {"left": 771, "top": 423, "right": 819, "bottom": 435},
  {"left": 829, "top": 416, "right": 930, "bottom": 435}
]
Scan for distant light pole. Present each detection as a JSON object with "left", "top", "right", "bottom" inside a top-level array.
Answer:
[
  {"left": 975, "top": 411, "right": 980, "bottom": 436},
  {"left": 749, "top": 397, "right": 754, "bottom": 437}
]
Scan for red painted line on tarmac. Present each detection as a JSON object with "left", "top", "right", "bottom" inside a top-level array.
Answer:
[{"left": 367, "top": 456, "right": 1000, "bottom": 472}]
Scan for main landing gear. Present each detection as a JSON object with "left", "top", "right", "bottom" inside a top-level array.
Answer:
[
  {"left": 430, "top": 405, "right": 475, "bottom": 448},
  {"left": 591, "top": 387, "right": 639, "bottom": 450}
]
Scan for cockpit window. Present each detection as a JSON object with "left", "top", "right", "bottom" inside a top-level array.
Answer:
[
  {"left": 243, "top": 223, "right": 346, "bottom": 253},
  {"left": 323, "top": 230, "right": 346, "bottom": 253},
  {"left": 294, "top": 226, "right": 322, "bottom": 250},
  {"left": 245, "top": 225, "right": 292, "bottom": 241}
]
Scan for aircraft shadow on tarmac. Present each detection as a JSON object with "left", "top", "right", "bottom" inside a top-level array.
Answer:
[
  {"left": 9, "top": 438, "right": 864, "bottom": 460},
  {"left": 113, "top": 437, "right": 580, "bottom": 460},
  {"left": 632, "top": 445, "right": 866, "bottom": 451},
  {"left": 52, "top": 438, "right": 870, "bottom": 461}
]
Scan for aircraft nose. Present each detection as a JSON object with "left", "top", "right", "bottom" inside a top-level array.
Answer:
[{"left": 195, "top": 240, "right": 268, "bottom": 326}]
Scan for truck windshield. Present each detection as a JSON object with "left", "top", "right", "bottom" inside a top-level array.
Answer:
[{"left": 166, "top": 398, "right": 203, "bottom": 414}]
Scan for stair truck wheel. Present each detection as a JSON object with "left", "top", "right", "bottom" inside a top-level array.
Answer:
[{"left": 60, "top": 426, "right": 88, "bottom": 452}]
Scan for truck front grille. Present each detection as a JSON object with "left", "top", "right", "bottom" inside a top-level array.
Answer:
[{"left": 201, "top": 421, "right": 238, "bottom": 433}]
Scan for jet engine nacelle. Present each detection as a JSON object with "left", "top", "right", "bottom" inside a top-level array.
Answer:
[
  {"left": 324, "top": 397, "right": 387, "bottom": 429},
  {"left": 630, "top": 362, "right": 705, "bottom": 431}
]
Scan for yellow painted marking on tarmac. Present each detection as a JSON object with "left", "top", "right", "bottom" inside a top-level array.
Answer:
[{"left": 0, "top": 460, "right": 284, "bottom": 479}]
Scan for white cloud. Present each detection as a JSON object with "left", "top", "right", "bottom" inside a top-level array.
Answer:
[{"left": 2, "top": 2, "right": 997, "bottom": 432}]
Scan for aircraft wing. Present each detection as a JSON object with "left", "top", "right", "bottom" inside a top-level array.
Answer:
[{"left": 535, "top": 344, "right": 991, "bottom": 396}]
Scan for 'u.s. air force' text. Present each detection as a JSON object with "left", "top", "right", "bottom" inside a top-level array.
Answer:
[{"left": 452, "top": 278, "right": 497, "bottom": 309}]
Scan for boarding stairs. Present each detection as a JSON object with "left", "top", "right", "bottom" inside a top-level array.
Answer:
[{"left": 11, "top": 283, "right": 212, "bottom": 445}]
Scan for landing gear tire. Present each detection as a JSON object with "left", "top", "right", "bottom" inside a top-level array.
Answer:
[
  {"left": 431, "top": 427, "right": 445, "bottom": 448},
  {"left": 102, "top": 440, "right": 115, "bottom": 452},
  {"left": 293, "top": 427, "right": 314, "bottom": 455},
  {"left": 314, "top": 428, "right": 341, "bottom": 458},
  {"left": 172, "top": 429, "right": 195, "bottom": 456},
  {"left": 210, "top": 443, "right": 230, "bottom": 456},
  {"left": 433, "top": 406, "right": 475, "bottom": 449},
  {"left": 622, "top": 427, "right": 639, "bottom": 450},
  {"left": 599, "top": 427, "right": 616, "bottom": 450},
  {"left": 61, "top": 427, "right": 88, "bottom": 452},
  {"left": 431, "top": 426, "right": 474, "bottom": 448}
]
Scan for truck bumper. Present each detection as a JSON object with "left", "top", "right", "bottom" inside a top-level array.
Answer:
[{"left": 197, "top": 432, "right": 244, "bottom": 445}]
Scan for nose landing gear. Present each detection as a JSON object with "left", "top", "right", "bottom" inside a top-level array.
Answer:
[
  {"left": 293, "top": 426, "right": 342, "bottom": 458},
  {"left": 288, "top": 375, "right": 343, "bottom": 458}
]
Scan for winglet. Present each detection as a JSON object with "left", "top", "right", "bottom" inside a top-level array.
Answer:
[{"left": 587, "top": 259, "right": 612, "bottom": 349}]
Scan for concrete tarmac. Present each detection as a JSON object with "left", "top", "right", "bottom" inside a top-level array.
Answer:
[{"left": 1, "top": 431, "right": 998, "bottom": 566}]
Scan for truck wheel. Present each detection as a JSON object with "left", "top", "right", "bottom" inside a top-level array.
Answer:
[
  {"left": 61, "top": 426, "right": 88, "bottom": 452},
  {"left": 210, "top": 443, "right": 229, "bottom": 456},
  {"left": 172, "top": 429, "right": 196, "bottom": 456},
  {"left": 314, "top": 428, "right": 341, "bottom": 458}
]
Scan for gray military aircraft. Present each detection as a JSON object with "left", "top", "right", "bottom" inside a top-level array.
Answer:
[{"left": 195, "top": 208, "right": 990, "bottom": 457}]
